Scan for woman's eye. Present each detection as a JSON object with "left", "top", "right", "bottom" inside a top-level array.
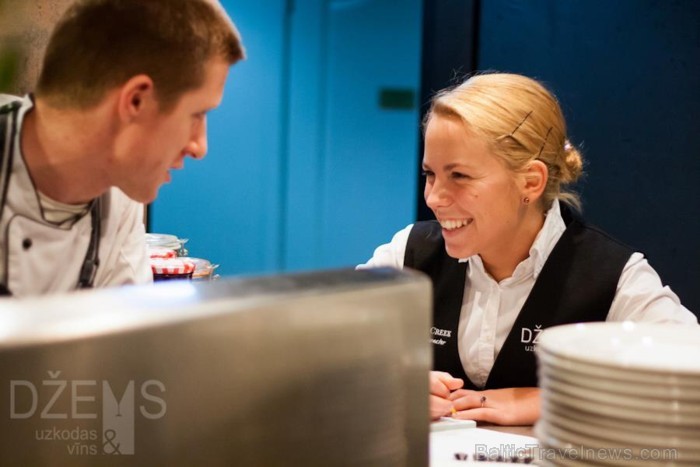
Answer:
[
  {"left": 421, "top": 170, "right": 434, "bottom": 178},
  {"left": 451, "top": 172, "right": 470, "bottom": 180}
]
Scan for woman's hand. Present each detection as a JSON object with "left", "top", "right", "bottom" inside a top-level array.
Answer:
[
  {"left": 429, "top": 371, "right": 463, "bottom": 420},
  {"left": 448, "top": 387, "right": 540, "bottom": 426}
]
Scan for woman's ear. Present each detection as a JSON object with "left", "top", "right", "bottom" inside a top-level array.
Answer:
[
  {"left": 117, "top": 75, "right": 155, "bottom": 122},
  {"left": 521, "top": 160, "right": 548, "bottom": 202}
]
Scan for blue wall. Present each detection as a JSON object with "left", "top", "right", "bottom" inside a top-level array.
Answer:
[
  {"left": 284, "top": 0, "right": 423, "bottom": 270},
  {"left": 151, "top": 0, "right": 288, "bottom": 274},
  {"left": 477, "top": 0, "right": 700, "bottom": 312},
  {"left": 151, "top": 0, "right": 423, "bottom": 275}
]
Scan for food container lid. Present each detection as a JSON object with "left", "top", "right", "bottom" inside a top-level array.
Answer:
[
  {"left": 147, "top": 246, "right": 178, "bottom": 259},
  {"left": 150, "top": 258, "right": 195, "bottom": 275},
  {"left": 145, "top": 233, "right": 188, "bottom": 250}
]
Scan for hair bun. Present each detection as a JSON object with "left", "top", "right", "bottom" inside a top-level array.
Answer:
[{"left": 561, "top": 140, "right": 583, "bottom": 183}]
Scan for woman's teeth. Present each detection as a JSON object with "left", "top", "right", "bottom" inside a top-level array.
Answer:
[{"left": 439, "top": 219, "right": 472, "bottom": 231}]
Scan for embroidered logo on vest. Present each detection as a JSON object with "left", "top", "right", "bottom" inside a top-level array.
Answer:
[
  {"left": 520, "top": 325, "right": 543, "bottom": 352},
  {"left": 430, "top": 327, "right": 452, "bottom": 346}
]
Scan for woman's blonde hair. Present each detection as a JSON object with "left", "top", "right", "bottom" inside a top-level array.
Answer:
[{"left": 425, "top": 72, "right": 583, "bottom": 210}]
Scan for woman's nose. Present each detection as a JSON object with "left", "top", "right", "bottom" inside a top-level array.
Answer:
[{"left": 425, "top": 180, "right": 450, "bottom": 209}]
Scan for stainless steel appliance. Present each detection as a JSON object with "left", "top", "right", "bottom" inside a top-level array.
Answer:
[{"left": 0, "top": 267, "right": 431, "bottom": 466}]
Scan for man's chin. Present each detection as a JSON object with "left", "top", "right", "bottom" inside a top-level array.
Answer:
[
  {"left": 121, "top": 187, "right": 159, "bottom": 204},
  {"left": 143, "top": 189, "right": 160, "bottom": 204}
]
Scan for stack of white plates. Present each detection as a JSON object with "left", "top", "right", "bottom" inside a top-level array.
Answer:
[{"left": 535, "top": 322, "right": 700, "bottom": 466}]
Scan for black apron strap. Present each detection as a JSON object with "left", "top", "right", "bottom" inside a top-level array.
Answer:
[
  {"left": 0, "top": 100, "right": 21, "bottom": 295},
  {"left": 0, "top": 101, "right": 21, "bottom": 218},
  {"left": 0, "top": 99, "right": 102, "bottom": 294},
  {"left": 77, "top": 197, "right": 102, "bottom": 289}
]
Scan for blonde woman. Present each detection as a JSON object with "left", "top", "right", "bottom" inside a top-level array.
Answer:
[{"left": 360, "top": 73, "right": 696, "bottom": 426}]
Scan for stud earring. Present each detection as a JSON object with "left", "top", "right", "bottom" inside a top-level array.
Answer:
[{"left": 523, "top": 197, "right": 530, "bottom": 205}]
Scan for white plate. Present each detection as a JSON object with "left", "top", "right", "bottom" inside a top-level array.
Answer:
[
  {"left": 535, "top": 431, "right": 698, "bottom": 467},
  {"left": 537, "top": 322, "right": 700, "bottom": 375},
  {"left": 539, "top": 374, "right": 700, "bottom": 415},
  {"left": 541, "top": 398, "right": 700, "bottom": 437},
  {"left": 536, "top": 418, "right": 700, "bottom": 463},
  {"left": 541, "top": 387, "right": 700, "bottom": 427},
  {"left": 538, "top": 348, "right": 700, "bottom": 388},
  {"left": 536, "top": 439, "right": 636, "bottom": 467},
  {"left": 538, "top": 362, "right": 700, "bottom": 401},
  {"left": 542, "top": 402, "right": 700, "bottom": 451}
]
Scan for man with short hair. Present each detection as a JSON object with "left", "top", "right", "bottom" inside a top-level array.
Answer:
[{"left": 0, "top": 0, "right": 245, "bottom": 296}]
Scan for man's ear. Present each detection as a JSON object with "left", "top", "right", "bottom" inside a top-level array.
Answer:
[
  {"left": 521, "top": 159, "right": 548, "bottom": 202},
  {"left": 117, "top": 75, "right": 155, "bottom": 122}
]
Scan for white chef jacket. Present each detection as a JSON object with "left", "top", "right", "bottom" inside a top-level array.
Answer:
[
  {"left": 0, "top": 95, "right": 152, "bottom": 297},
  {"left": 359, "top": 200, "right": 698, "bottom": 387}
]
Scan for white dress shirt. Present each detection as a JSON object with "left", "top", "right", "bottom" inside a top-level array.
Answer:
[{"left": 358, "top": 200, "right": 697, "bottom": 388}]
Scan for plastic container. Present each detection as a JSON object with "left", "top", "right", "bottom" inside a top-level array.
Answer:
[
  {"left": 145, "top": 233, "right": 189, "bottom": 256},
  {"left": 185, "top": 257, "right": 220, "bottom": 281}
]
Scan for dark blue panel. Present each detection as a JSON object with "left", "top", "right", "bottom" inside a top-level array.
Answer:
[
  {"left": 479, "top": 0, "right": 700, "bottom": 313},
  {"left": 417, "top": 0, "right": 479, "bottom": 221}
]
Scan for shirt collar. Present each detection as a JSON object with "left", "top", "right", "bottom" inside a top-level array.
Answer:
[
  {"left": 529, "top": 199, "right": 566, "bottom": 279},
  {"left": 460, "top": 199, "right": 567, "bottom": 281}
]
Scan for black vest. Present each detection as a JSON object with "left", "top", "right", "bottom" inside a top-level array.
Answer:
[{"left": 404, "top": 207, "right": 633, "bottom": 389}]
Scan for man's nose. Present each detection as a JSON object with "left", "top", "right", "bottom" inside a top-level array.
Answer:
[{"left": 184, "top": 118, "right": 208, "bottom": 159}]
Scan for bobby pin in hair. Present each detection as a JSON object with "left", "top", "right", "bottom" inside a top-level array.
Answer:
[
  {"left": 537, "top": 127, "right": 553, "bottom": 157},
  {"left": 510, "top": 111, "right": 533, "bottom": 136}
]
